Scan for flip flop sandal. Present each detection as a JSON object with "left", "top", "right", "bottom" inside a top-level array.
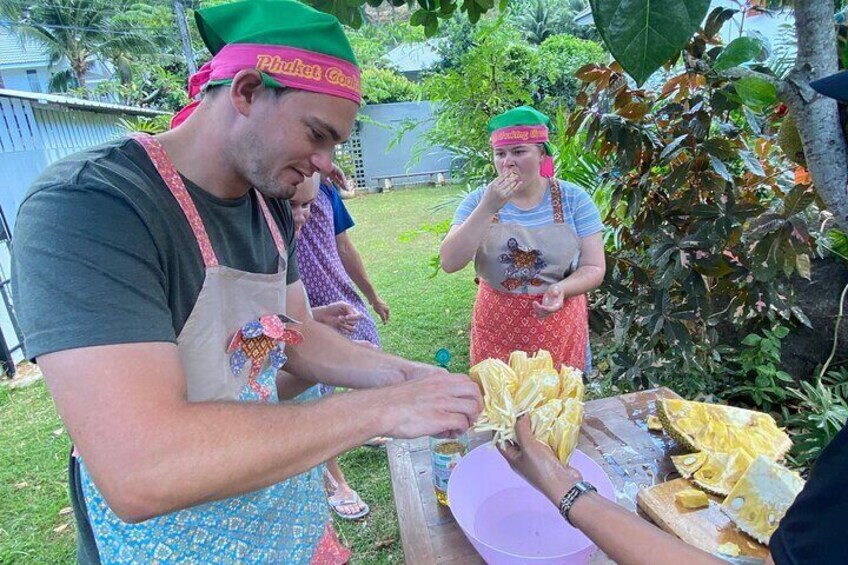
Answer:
[{"left": 328, "top": 490, "right": 370, "bottom": 521}]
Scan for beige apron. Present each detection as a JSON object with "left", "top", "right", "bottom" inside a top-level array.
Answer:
[
  {"left": 77, "top": 134, "right": 350, "bottom": 564},
  {"left": 470, "top": 179, "right": 589, "bottom": 370}
]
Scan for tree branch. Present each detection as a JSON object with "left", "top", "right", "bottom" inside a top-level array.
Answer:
[{"left": 783, "top": 0, "right": 848, "bottom": 230}]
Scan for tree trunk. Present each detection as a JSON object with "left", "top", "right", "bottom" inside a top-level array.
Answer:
[{"left": 780, "top": 0, "right": 848, "bottom": 228}]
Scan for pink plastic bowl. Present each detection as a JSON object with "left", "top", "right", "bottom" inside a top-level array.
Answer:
[{"left": 447, "top": 445, "right": 616, "bottom": 564}]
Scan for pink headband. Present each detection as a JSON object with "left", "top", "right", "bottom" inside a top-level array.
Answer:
[
  {"left": 171, "top": 43, "right": 361, "bottom": 128},
  {"left": 490, "top": 125, "right": 555, "bottom": 177},
  {"left": 490, "top": 125, "right": 550, "bottom": 148}
]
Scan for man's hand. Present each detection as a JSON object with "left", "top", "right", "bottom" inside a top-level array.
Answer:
[
  {"left": 499, "top": 417, "right": 582, "bottom": 504},
  {"left": 312, "top": 301, "right": 361, "bottom": 335},
  {"left": 370, "top": 295, "right": 390, "bottom": 324},
  {"left": 377, "top": 372, "right": 482, "bottom": 439},
  {"left": 401, "top": 361, "right": 449, "bottom": 381}
]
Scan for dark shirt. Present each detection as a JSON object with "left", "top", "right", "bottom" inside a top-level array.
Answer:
[
  {"left": 12, "top": 136, "right": 299, "bottom": 361},
  {"left": 770, "top": 423, "right": 848, "bottom": 564}
]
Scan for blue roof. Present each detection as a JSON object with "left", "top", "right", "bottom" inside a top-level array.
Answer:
[{"left": 0, "top": 26, "right": 52, "bottom": 69}]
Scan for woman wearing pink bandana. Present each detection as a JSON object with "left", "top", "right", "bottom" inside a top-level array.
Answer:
[{"left": 440, "top": 106, "right": 606, "bottom": 371}]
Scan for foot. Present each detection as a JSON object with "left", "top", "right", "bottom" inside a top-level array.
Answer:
[{"left": 327, "top": 484, "right": 370, "bottom": 520}]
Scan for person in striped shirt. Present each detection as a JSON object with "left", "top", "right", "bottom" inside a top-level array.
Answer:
[{"left": 440, "top": 106, "right": 605, "bottom": 371}]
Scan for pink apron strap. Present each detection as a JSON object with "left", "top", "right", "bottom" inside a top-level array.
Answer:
[
  {"left": 549, "top": 178, "right": 565, "bottom": 224},
  {"left": 254, "top": 192, "right": 287, "bottom": 257},
  {"left": 131, "top": 133, "right": 219, "bottom": 268}
]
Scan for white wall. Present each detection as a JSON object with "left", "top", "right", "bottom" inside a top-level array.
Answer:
[{"left": 0, "top": 66, "right": 51, "bottom": 93}]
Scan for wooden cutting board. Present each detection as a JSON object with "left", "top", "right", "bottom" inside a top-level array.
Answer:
[{"left": 637, "top": 478, "right": 769, "bottom": 560}]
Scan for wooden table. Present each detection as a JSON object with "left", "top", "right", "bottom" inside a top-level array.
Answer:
[{"left": 387, "top": 387, "right": 682, "bottom": 564}]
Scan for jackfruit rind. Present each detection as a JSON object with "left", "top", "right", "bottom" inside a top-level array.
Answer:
[
  {"left": 646, "top": 415, "right": 663, "bottom": 431},
  {"left": 671, "top": 452, "right": 708, "bottom": 479},
  {"left": 657, "top": 399, "right": 792, "bottom": 460},
  {"left": 720, "top": 456, "right": 804, "bottom": 544}
]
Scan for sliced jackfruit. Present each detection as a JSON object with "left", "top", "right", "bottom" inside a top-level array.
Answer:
[
  {"left": 671, "top": 452, "right": 708, "bottom": 479},
  {"left": 646, "top": 415, "right": 663, "bottom": 431},
  {"left": 473, "top": 350, "right": 585, "bottom": 457},
  {"left": 559, "top": 365, "right": 585, "bottom": 401},
  {"left": 536, "top": 368, "right": 561, "bottom": 402},
  {"left": 551, "top": 399, "right": 583, "bottom": 464},
  {"left": 720, "top": 456, "right": 805, "bottom": 544},
  {"left": 657, "top": 399, "right": 792, "bottom": 460},
  {"left": 675, "top": 488, "right": 709, "bottom": 509},
  {"left": 691, "top": 449, "right": 753, "bottom": 496},
  {"left": 530, "top": 398, "right": 563, "bottom": 442},
  {"left": 470, "top": 358, "right": 518, "bottom": 400},
  {"left": 508, "top": 351, "right": 531, "bottom": 381}
]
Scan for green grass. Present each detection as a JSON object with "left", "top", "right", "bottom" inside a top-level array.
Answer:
[{"left": 0, "top": 185, "right": 475, "bottom": 564}]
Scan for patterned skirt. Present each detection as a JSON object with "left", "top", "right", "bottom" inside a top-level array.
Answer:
[{"left": 470, "top": 280, "right": 588, "bottom": 370}]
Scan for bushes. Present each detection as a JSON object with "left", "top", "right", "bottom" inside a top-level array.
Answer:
[
  {"left": 361, "top": 68, "right": 422, "bottom": 104},
  {"left": 534, "top": 34, "right": 608, "bottom": 108}
]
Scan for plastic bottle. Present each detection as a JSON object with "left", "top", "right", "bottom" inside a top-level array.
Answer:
[{"left": 429, "top": 348, "right": 469, "bottom": 506}]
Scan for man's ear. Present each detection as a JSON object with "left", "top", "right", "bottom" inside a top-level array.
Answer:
[{"left": 229, "top": 69, "right": 266, "bottom": 118}]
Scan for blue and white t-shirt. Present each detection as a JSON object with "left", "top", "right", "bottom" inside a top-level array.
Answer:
[{"left": 451, "top": 180, "right": 604, "bottom": 238}]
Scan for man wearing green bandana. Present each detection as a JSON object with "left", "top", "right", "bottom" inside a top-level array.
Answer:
[{"left": 11, "top": 1, "right": 481, "bottom": 563}]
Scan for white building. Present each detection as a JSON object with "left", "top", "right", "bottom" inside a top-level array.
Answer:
[{"left": 0, "top": 26, "right": 113, "bottom": 94}]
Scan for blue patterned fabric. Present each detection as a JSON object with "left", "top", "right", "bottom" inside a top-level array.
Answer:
[{"left": 79, "top": 371, "right": 330, "bottom": 564}]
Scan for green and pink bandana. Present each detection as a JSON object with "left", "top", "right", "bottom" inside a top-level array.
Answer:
[
  {"left": 487, "top": 106, "right": 555, "bottom": 177},
  {"left": 172, "top": 0, "right": 361, "bottom": 128}
]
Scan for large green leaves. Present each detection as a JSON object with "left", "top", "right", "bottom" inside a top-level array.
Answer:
[
  {"left": 713, "top": 37, "right": 763, "bottom": 71},
  {"left": 589, "top": 0, "right": 711, "bottom": 85}
]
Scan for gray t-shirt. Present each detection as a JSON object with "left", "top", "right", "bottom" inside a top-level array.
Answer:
[{"left": 12, "top": 137, "right": 299, "bottom": 360}]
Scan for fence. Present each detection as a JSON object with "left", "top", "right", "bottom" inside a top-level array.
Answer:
[
  {"left": 345, "top": 101, "right": 454, "bottom": 190},
  {"left": 0, "top": 88, "right": 162, "bottom": 372}
]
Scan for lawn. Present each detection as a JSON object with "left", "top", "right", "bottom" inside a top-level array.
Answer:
[{"left": 0, "top": 184, "right": 476, "bottom": 564}]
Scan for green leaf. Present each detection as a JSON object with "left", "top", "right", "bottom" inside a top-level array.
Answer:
[
  {"left": 709, "top": 154, "right": 733, "bottom": 182},
  {"left": 741, "top": 334, "right": 762, "bottom": 347},
  {"left": 713, "top": 37, "right": 763, "bottom": 71},
  {"left": 589, "top": 0, "right": 711, "bottom": 86},
  {"left": 783, "top": 184, "right": 816, "bottom": 218},
  {"left": 734, "top": 76, "right": 777, "bottom": 112},
  {"left": 774, "top": 326, "right": 790, "bottom": 339},
  {"left": 739, "top": 150, "right": 766, "bottom": 176}
]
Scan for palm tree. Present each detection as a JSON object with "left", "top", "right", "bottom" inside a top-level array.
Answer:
[{"left": 0, "top": 0, "right": 163, "bottom": 91}]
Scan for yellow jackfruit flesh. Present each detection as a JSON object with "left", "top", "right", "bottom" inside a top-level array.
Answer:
[
  {"left": 696, "top": 452, "right": 748, "bottom": 496},
  {"left": 551, "top": 399, "right": 583, "bottom": 464},
  {"left": 671, "top": 452, "right": 708, "bottom": 479},
  {"left": 646, "top": 415, "right": 663, "bottom": 431},
  {"left": 675, "top": 488, "right": 709, "bottom": 509},
  {"left": 720, "top": 456, "right": 805, "bottom": 544},
  {"left": 559, "top": 365, "right": 585, "bottom": 401},
  {"left": 508, "top": 351, "right": 531, "bottom": 382},
  {"left": 473, "top": 350, "right": 585, "bottom": 457},
  {"left": 535, "top": 368, "right": 561, "bottom": 402},
  {"left": 530, "top": 399, "right": 563, "bottom": 442},
  {"left": 657, "top": 399, "right": 792, "bottom": 460}
]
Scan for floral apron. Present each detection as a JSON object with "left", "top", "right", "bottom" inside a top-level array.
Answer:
[
  {"left": 77, "top": 134, "right": 350, "bottom": 564},
  {"left": 470, "top": 179, "right": 588, "bottom": 370}
]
